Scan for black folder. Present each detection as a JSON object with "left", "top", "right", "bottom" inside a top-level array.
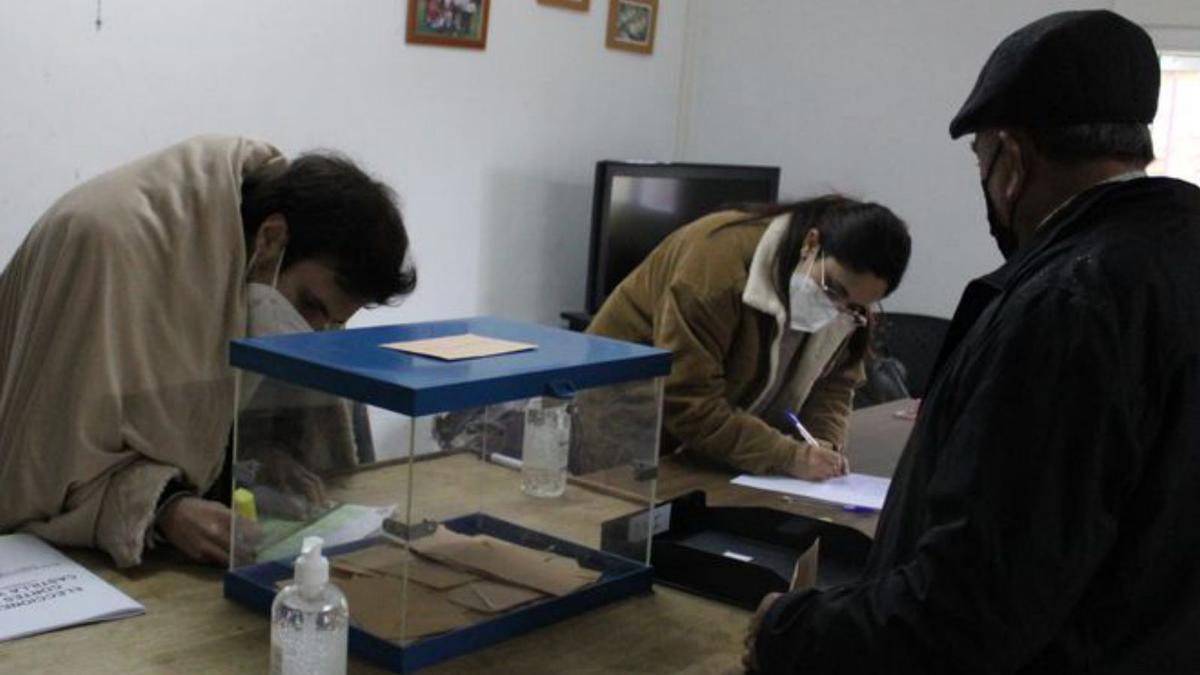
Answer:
[{"left": 601, "top": 490, "right": 873, "bottom": 610}]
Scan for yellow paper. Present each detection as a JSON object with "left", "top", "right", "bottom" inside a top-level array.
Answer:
[{"left": 380, "top": 334, "right": 536, "bottom": 361}]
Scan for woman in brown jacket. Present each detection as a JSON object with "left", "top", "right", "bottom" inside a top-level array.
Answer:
[{"left": 588, "top": 196, "right": 910, "bottom": 480}]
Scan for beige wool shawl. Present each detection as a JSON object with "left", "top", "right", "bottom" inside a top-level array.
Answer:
[{"left": 0, "top": 135, "right": 284, "bottom": 566}]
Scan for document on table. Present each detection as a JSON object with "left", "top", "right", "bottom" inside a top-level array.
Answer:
[
  {"left": 0, "top": 533, "right": 144, "bottom": 642},
  {"left": 731, "top": 473, "right": 892, "bottom": 511},
  {"left": 380, "top": 333, "right": 536, "bottom": 361},
  {"left": 257, "top": 503, "right": 397, "bottom": 563}
]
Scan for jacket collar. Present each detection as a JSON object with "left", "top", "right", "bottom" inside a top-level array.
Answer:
[
  {"left": 964, "top": 175, "right": 1154, "bottom": 296},
  {"left": 738, "top": 212, "right": 858, "bottom": 413},
  {"left": 741, "top": 213, "right": 792, "bottom": 326},
  {"left": 928, "top": 176, "right": 1176, "bottom": 390},
  {"left": 1034, "top": 169, "right": 1146, "bottom": 233}
]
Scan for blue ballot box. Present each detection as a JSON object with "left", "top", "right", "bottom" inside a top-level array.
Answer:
[{"left": 224, "top": 316, "right": 670, "bottom": 672}]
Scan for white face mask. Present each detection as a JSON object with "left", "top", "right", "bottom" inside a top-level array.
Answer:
[
  {"left": 788, "top": 251, "right": 841, "bottom": 333},
  {"left": 244, "top": 245, "right": 310, "bottom": 338},
  {"left": 246, "top": 282, "right": 311, "bottom": 338},
  {"left": 239, "top": 247, "right": 314, "bottom": 407}
]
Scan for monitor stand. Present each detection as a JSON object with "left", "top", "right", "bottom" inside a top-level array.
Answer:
[{"left": 560, "top": 310, "right": 593, "bottom": 333}]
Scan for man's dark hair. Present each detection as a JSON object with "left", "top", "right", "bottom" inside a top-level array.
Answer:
[
  {"left": 241, "top": 152, "right": 417, "bottom": 304},
  {"left": 1024, "top": 123, "right": 1155, "bottom": 165}
]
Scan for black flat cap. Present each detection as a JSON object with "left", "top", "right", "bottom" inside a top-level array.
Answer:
[{"left": 949, "top": 10, "right": 1160, "bottom": 139}]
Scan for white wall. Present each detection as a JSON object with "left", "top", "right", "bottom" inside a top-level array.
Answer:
[
  {"left": 1116, "top": 0, "right": 1200, "bottom": 29},
  {"left": 4, "top": 2, "right": 1194, "bottom": 453},
  {"left": 7, "top": 2, "right": 1190, "bottom": 454},
  {"left": 0, "top": 0, "right": 687, "bottom": 327},
  {"left": 5, "top": 2, "right": 1192, "bottom": 323},
  {"left": 677, "top": 0, "right": 1128, "bottom": 317}
]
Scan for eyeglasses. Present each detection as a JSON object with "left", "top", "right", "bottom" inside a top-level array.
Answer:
[
  {"left": 822, "top": 284, "right": 870, "bottom": 326},
  {"left": 815, "top": 258, "right": 871, "bottom": 327}
]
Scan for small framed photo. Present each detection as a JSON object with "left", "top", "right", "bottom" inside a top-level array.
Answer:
[
  {"left": 538, "top": 0, "right": 590, "bottom": 10},
  {"left": 407, "top": 0, "right": 491, "bottom": 50},
  {"left": 605, "top": 0, "right": 657, "bottom": 54}
]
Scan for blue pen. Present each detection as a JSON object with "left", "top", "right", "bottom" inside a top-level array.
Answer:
[
  {"left": 787, "top": 409, "right": 852, "bottom": 479},
  {"left": 784, "top": 410, "right": 821, "bottom": 447}
]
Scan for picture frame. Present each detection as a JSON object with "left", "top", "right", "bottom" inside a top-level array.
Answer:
[
  {"left": 407, "top": 0, "right": 491, "bottom": 50},
  {"left": 538, "top": 0, "right": 590, "bottom": 10},
  {"left": 605, "top": 0, "right": 657, "bottom": 55}
]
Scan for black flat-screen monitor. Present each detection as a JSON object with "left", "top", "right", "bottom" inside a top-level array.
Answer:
[{"left": 585, "top": 161, "right": 781, "bottom": 313}]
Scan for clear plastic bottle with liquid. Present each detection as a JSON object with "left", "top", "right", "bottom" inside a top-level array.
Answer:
[
  {"left": 270, "top": 536, "right": 349, "bottom": 675},
  {"left": 521, "top": 397, "right": 572, "bottom": 498}
]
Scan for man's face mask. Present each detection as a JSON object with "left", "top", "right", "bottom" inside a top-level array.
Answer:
[
  {"left": 240, "top": 248, "right": 313, "bottom": 406},
  {"left": 245, "top": 246, "right": 311, "bottom": 338},
  {"left": 981, "top": 144, "right": 1020, "bottom": 260},
  {"left": 788, "top": 250, "right": 842, "bottom": 333},
  {"left": 247, "top": 283, "right": 311, "bottom": 339}
]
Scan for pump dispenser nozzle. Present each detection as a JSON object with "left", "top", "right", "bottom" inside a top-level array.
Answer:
[{"left": 295, "top": 536, "right": 329, "bottom": 599}]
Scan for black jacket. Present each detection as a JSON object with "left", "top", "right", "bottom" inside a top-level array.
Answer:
[{"left": 755, "top": 177, "right": 1200, "bottom": 674}]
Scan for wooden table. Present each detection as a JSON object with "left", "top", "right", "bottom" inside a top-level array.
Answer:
[
  {"left": 1, "top": 400, "right": 914, "bottom": 675},
  {"left": 656, "top": 398, "right": 915, "bottom": 537}
]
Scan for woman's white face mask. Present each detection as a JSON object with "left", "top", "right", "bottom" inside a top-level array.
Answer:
[{"left": 788, "top": 249, "right": 841, "bottom": 333}]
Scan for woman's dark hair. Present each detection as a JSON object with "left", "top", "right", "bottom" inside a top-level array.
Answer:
[
  {"left": 241, "top": 152, "right": 417, "bottom": 305},
  {"left": 735, "top": 195, "right": 911, "bottom": 362}
]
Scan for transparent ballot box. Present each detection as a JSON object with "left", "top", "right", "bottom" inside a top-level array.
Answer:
[{"left": 224, "top": 317, "right": 670, "bottom": 672}]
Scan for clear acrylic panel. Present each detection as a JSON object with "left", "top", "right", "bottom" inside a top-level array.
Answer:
[
  {"left": 230, "top": 367, "right": 664, "bottom": 645},
  {"left": 229, "top": 371, "right": 404, "bottom": 568}
]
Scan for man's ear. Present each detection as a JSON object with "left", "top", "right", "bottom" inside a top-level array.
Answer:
[
  {"left": 996, "top": 131, "right": 1026, "bottom": 203},
  {"left": 249, "top": 214, "right": 289, "bottom": 281}
]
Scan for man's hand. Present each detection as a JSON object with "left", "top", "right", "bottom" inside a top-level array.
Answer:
[
  {"left": 743, "top": 591, "right": 783, "bottom": 672},
  {"left": 786, "top": 441, "right": 849, "bottom": 480},
  {"left": 255, "top": 445, "right": 327, "bottom": 507},
  {"left": 157, "top": 497, "right": 235, "bottom": 565}
]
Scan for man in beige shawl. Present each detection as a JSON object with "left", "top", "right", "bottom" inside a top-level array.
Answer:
[{"left": 0, "top": 136, "right": 416, "bottom": 567}]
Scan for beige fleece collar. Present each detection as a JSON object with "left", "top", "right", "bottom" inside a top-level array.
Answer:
[{"left": 741, "top": 213, "right": 792, "bottom": 326}]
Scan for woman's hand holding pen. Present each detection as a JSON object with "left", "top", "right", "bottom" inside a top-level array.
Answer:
[
  {"left": 786, "top": 440, "right": 848, "bottom": 480},
  {"left": 783, "top": 409, "right": 849, "bottom": 480}
]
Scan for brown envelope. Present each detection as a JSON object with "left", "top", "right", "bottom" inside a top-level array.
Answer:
[
  {"left": 335, "top": 575, "right": 484, "bottom": 641},
  {"left": 446, "top": 580, "right": 545, "bottom": 614},
  {"left": 331, "top": 560, "right": 380, "bottom": 578},
  {"left": 335, "top": 544, "right": 479, "bottom": 590},
  {"left": 410, "top": 526, "right": 601, "bottom": 597},
  {"left": 790, "top": 538, "right": 819, "bottom": 592}
]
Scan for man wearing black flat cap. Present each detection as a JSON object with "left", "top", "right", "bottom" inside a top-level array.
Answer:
[{"left": 743, "top": 10, "right": 1200, "bottom": 674}]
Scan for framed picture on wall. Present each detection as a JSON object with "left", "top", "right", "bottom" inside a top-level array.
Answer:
[
  {"left": 406, "top": 0, "right": 491, "bottom": 50},
  {"left": 538, "top": 0, "right": 590, "bottom": 10},
  {"left": 605, "top": 0, "right": 657, "bottom": 54}
]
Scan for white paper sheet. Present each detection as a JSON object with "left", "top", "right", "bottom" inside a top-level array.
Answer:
[
  {"left": 731, "top": 473, "right": 891, "bottom": 511},
  {"left": 0, "top": 534, "right": 144, "bottom": 642}
]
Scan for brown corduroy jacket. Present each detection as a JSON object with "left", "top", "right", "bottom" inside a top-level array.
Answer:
[{"left": 588, "top": 210, "right": 866, "bottom": 475}]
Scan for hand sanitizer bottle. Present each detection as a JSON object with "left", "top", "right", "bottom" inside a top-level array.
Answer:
[
  {"left": 521, "top": 397, "right": 572, "bottom": 498},
  {"left": 270, "top": 536, "right": 348, "bottom": 675}
]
